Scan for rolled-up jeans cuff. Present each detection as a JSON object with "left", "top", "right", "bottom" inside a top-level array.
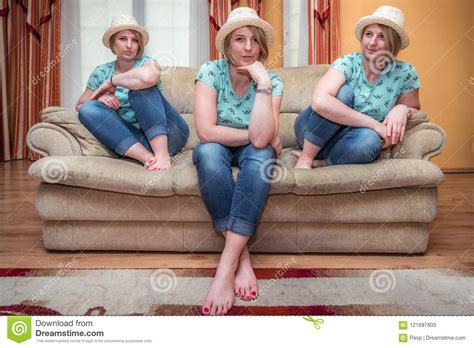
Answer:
[
  {"left": 146, "top": 125, "right": 167, "bottom": 141},
  {"left": 212, "top": 217, "right": 228, "bottom": 233},
  {"left": 115, "top": 137, "right": 141, "bottom": 156},
  {"left": 303, "top": 130, "right": 325, "bottom": 148},
  {"left": 225, "top": 216, "right": 256, "bottom": 237}
]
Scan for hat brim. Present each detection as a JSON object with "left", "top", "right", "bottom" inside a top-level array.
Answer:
[
  {"left": 215, "top": 18, "right": 274, "bottom": 54},
  {"left": 102, "top": 25, "right": 150, "bottom": 48},
  {"left": 355, "top": 16, "right": 409, "bottom": 50}
]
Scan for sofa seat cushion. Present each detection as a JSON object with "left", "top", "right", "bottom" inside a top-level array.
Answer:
[
  {"left": 29, "top": 149, "right": 444, "bottom": 198},
  {"left": 279, "top": 149, "right": 444, "bottom": 195},
  {"left": 28, "top": 155, "right": 178, "bottom": 197}
]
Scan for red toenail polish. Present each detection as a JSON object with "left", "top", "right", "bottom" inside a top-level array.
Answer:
[
  {"left": 251, "top": 291, "right": 257, "bottom": 296},
  {"left": 203, "top": 307, "right": 209, "bottom": 313}
]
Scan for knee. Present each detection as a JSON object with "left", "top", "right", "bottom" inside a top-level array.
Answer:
[
  {"left": 129, "top": 86, "right": 158, "bottom": 102},
  {"left": 243, "top": 144, "right": 275, "bottom": 165},
  {"left": 78, "top": 100, "right": 104, "bottom": 124},
  {"left": 352, "top": 129, "right": 381, "bottom": 163},
  {"left": 335, "top": 84, "right": 355, "bottom": 108},
  {"left": 192, "top": 143, "right": 228, "bottom": 170}
]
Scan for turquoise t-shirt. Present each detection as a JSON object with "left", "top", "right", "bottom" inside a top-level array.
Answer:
[
  {"left": 86, "top": 55, "right": 162, "bottom": 129},
  {"left": 331, "top": 52, "right": 420, "bottom": 121},
  {"left": 196, "top": 59, "right": 284, "bottom": 129}
]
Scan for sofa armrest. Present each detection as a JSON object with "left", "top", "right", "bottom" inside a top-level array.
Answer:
[
  {"left": 391, "top": 118, "right": 447, "bottom": 161},
  {"left": 27, "top": 106, "right": 116, "bottom": 158},
  {"left": 27, "top": 122, "right": 83, "bottom": 157}
]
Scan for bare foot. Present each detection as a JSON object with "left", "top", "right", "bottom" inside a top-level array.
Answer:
[
  {"left": 234, "top": 252, "right": 258, "bottom": 301},
  {"left": 153, "top": 152, "right": 172, "bottom": 171},
  {"left": 144, "top": 157, "right": 159, "bottom": 171},
  {"left": 291, "top": 150, "right": 325, "bottom": 168},
  {"left": 144, "top": 154, "right": 171, "bottom": 171},
  {"left": 202, "top": 268, "right": 235, "bottom": 316}
]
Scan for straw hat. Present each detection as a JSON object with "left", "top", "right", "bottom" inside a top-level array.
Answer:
[
  {"left": 102, "top": 14, "right": 149, "bottom": 48},
  {"left": 355, "top": 6, "right": 409, "bottom": 49},
  {"left": 215, "top": 7, "right": 274, "bottom": 53}
]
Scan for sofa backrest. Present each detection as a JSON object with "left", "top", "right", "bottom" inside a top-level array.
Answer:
[
  {"left": 160, "top": 65, "right": 330, "bottom": 149},
  {"left": 160, "top": 65, "right": 330, "bottom": 114}
]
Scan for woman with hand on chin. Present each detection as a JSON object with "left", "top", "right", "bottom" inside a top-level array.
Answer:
[
  {"left": 193, "top": 7, "right": 283, "bottom": 316},
  {"left": 76, "top": 14, "right": 189, "bottom": 171},
  {"left": 293, "top": 6, "right": 420, "bottom": 169}
]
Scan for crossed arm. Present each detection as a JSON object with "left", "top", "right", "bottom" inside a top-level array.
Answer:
[
  {"left": 75, "top": 60, "right": 161, "bottom": 112},
  {"left": 194, "top": 81, "right": 281, "bottom": 152}
]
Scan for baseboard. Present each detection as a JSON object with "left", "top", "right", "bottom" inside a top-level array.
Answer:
[{"left": 442, "top": 168, "right": 474, "bottom": 173}]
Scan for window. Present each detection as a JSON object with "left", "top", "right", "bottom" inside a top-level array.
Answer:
[{"left": 61, "top": 0, "right": 208, "bottom": 107}]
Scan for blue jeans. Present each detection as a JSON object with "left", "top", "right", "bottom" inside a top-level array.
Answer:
[
  {"left": 294, "top": 85, "right": 381, "bottom": 165},
  {"left": 192, "top": 143, "right": 275, "bottom": 237},
  {"left": 78, "top": 87, "right": 189, "bottom": 156}
]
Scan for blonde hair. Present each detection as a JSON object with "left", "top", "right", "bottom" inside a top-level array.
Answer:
[
  {"left": 363, "top": 24, "right": 402, "bottom": 58},
  {"left": 223, "top": 26, "right": 269, "bottom": 64},
  {"left": 109, "top": 29, "right": 144, "bottom": 58}
]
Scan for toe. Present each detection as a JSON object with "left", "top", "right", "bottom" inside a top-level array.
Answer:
[
  {"left": 245, "top": 287, "right": 252, "bottom": 301},
  {"left": 250, "top": 284, "right": 258, "bottom": 299},
  {"left": 209, "top": 303, "right": 218, "bottom": 316},
  {"left": 202, "top": 298, "right": 212, "bottom": 315},
  {"left": 215, "top": 305, "right": 223, "bottom": 316},
  {"left": 240, "top": 288, "right": 247, "bottom": 300}
]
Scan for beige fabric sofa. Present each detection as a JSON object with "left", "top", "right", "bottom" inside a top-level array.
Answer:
[{"left": 26, "top": 65, "right": 446, "bottom": 254}]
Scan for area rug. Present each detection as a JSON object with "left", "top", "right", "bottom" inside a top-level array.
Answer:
[{"left": 0, "top": 268, "right": 473, "bottom": 316}]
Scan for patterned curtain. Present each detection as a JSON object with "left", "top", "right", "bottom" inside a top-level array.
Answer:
[
  {"left": 208, "top": 0, "right": 263, "bottom": 60},
  {"left": 248, "top": 0, "right": 263, "bottom": 16},
  {"left": 0, "top": 0, "right": 61, "bottom": 161},
  {"left": 307, "top": 0, "right": 340, "bottom": 65}
]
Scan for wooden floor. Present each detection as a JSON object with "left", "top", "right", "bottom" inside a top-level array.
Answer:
[{"left": 1, "top": 160, "right": 473, "bottom": 269}]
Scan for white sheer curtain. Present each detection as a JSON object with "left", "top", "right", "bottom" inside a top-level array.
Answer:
[
  {"left": 283, "top": 0, "right": 308, "bottom": 67},
  {"left": 60, "top": 0, "right": 208, "bottom": 109},
  {"left": 189, "top": 0, "right": 210, "bottom": 69}
]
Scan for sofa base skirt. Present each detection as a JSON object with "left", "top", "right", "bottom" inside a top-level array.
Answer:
[{"left": 43, "top": 221, "right": 429, "bottom": 254}]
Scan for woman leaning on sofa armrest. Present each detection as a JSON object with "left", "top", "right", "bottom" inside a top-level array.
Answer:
[{"left": 76, "top": 14, "right": 189, "bottom": 171}]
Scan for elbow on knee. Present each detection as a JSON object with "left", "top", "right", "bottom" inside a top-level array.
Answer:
[
  {"left": 250, "top": 139, "right": 269, "bottom": 149},
  {"left": 311, "top": 97, "right": 324, "bottom": 114}
]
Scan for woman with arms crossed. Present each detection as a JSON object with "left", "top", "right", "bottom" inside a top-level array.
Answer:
[
  {"left": 193, "top": 8, "right": 283, "bottom": 315},
  {"left": 76, "top": 15, "right": 189, "bottom": 171}
]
